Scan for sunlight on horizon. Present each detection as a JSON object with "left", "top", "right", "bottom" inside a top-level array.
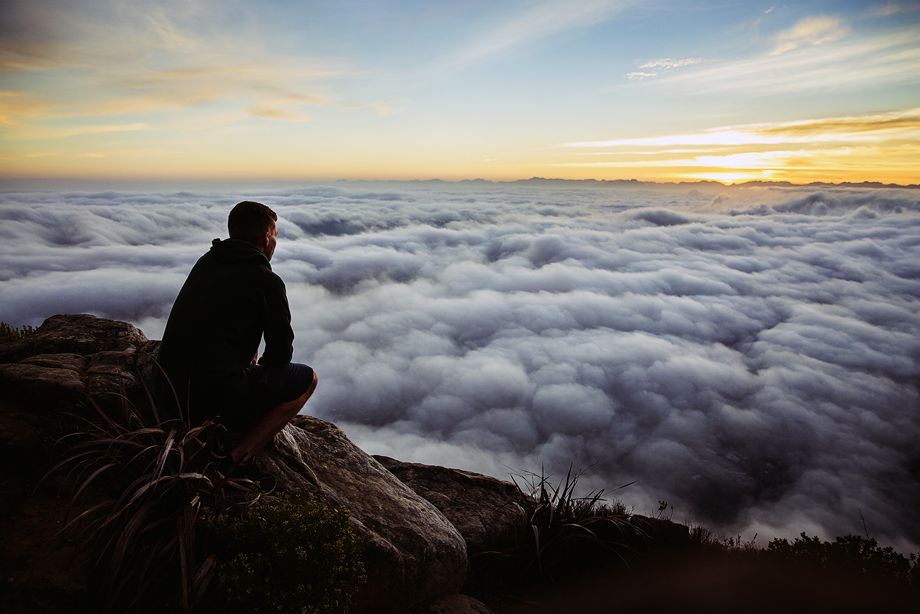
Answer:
[{"left": 684, "top": 171, "right": 774, "bottom": 184}]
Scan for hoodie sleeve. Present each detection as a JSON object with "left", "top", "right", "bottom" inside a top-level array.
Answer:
[{"left": 259, "top": 271, "right": 295, "bottom": 367}]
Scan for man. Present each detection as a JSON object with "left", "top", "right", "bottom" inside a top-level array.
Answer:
[{"left": 158, "top": 201, "right": 316, "bottom": 464}]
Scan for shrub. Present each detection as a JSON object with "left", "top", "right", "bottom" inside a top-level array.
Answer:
[
  {"left": 0, "top": 321, "right": 35, "bottom": 342},
  {"left": 689, "top": 526, "right": 759, "bottom": 553},
  {"left": 202, "top": 495, "right": 366, "bottom": 614},
  {"left": 473, "top": 466, "right": 638, "bottom": 588},
  {"left": 766, "top": 532, "right": 918, "bottom": 585}
]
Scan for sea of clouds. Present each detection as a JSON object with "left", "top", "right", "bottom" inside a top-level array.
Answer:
[{"left": 2, "top": 181, "right": 918, "bottom": 551}]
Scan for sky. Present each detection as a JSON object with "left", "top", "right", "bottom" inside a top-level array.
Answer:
[
  {"left": 2, "top": 0, "right": 920, "bottom": 184},
  {"left": 2, "top": 182, "right": 918, "bottom": 551}
]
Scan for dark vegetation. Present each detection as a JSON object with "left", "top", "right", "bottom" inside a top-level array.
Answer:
[
  {"left": 0, "top": 322, "right": 35, "bottom": 343},
  {"left": 468, "top": 469, "right": 919, "bottom": 612},
  {"left": 46, "top": 377, "right": 365, "bottom": 614},
  {"left": 202, "top": 496, "right": 365, "bottom": 614},
  {"left": 764, "top": 532, "right": 918, "bottom": 585},
  {"left": 469, "top": 467, "right": 638, "bottom": 595}
]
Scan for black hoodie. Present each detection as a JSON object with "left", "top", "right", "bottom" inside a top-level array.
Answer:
[{"left": 158, "top": 238, "right": 294, "bottom": 418}]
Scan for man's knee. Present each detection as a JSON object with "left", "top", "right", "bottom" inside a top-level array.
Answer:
[
  {"left": 290, "top": 370, "right": 316, "bottom": 409},
  {"left": 307, "top": 369, "right": 318, "bottom": 395}
]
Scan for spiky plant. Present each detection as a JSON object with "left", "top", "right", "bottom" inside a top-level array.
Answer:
[
  {"left": 46, "top": 378, "right": 263, "bottom": 613},
  {"left": 468, "top": 465, "right": 641, "bottom": 602},
  {"left": 508, "top": 466, "right": 639, "bottom": 580}
]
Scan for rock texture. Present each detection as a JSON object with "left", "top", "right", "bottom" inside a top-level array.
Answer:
[
  {"left": 422, "top": 594, "right": 492, "bottom": 614},
  {"left": 0, "top": 314, "right": 467, "bottom": 613},
  {"left": 374, "top": 455, "right": 529, "bottom": 554},
  {"left": 259, "top": 420, "right": 468, "bottom": 612}
]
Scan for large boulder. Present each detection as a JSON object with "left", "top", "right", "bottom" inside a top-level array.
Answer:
[
  {"left": 0, "top": 314, "right": 467, "bottom": 613},
  {"left": 373, "top": 456, "right": 529, "bottom": 555},
  {"left": 258, "top": 419, "right": 468, "bottom": 611},
  {"left": 0, "top": 314, "right": 148, "bottom": 363}
]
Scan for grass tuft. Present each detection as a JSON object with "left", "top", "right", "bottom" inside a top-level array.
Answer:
[
  {"left": 471, "top": 465, "right": 642, "bottom": 599},
  {"left": 47, "top": 383, "right": 263, "bottom": 613}
]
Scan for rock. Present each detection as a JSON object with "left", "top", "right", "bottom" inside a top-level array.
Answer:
[
  {"left": 628, "top": 515, "right": 691, "bottom": 552},
  {"left": 0, "top": 314, "right": 147, "bottom": 364},
  {"left": 421, "top": 594, "right": 492, "bottom": 614},
  {"left": 0, "top": 358, "right": 87, "bottom": 409},
  {"left": 374, "top": 455, "right": 529, "bottom": 555},
  {"left": 258, "top": 418, "right": 468, "bottom": 612},
  {"left": 629, "top": 515, "right": 690, "bottom": 541},
  {"left": 0, "top": 314, "right": 467, "bottom": 613},
  {"left": 0, "top": 494, "right": 86, "bottom": 614}
]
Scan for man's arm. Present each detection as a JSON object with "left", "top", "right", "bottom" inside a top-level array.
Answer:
[{"left": 259, "top": 272, "right": 295, "bottom": 367}]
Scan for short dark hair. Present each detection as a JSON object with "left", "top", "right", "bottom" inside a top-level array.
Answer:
[{"left": 228, "top": 201, "right": 277, "bottom": 244}]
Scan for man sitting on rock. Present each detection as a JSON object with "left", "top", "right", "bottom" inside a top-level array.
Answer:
[{"left": 158, "top": 200, "right": 317, "bottom": 465}]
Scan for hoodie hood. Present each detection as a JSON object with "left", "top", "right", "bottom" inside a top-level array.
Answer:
[{"left": 209, "top": 238, "right": 271, "bottom": 269}]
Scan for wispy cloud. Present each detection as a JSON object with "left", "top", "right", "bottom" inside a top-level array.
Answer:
[
  {"left": 651, "top": 27, "right": 920, "bottom": 93},
  {"left": 447, "top": 0, "right": 630, "bottom": 67},
  {"left": 247, "top": 105, "right": 312, "bottom": 122},
  {"left": 771, "top": 15, "right": 848, "bottom": 55},
  {"left": 638, "top": 57, "right": 701, "bottom": 69},
  {"left": 97, "top": 64, "right": 332, "bottom": 117},
  {"left": 564, "top": 108, "right": 920, "bottom": 149},
  {"left": 0, "top": 91, "right": 48, "bottom": 125},
  {"left": 626, "top": 57, "right": 700, "bottom": 81},
  {"left": 19, "top": 122, "right": 152, "bottom": 140},
  {"left": 0, "top": 0, "right": 342, "bottom": 126},
  {"left": 558, "top": 108, "right": 920, "bottom": 183},
  {"left": 869, "top": 2, "right": 920, "bottom": 17},
  {"left": 626, "top": 71, "right": 657, "bottom": 80}
]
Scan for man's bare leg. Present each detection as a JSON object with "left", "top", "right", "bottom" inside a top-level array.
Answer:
[{"left": 231, "top": 371, "right": 317, "bottom": 465}]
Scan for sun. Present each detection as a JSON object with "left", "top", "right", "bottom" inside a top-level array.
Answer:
[{"left": 685, "top": 170, "right": 776, "bottom": 184}]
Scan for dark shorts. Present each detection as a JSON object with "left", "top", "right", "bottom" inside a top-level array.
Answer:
[
  {"left": 213, "top": 362, "right": 315, "bottom": 433},
  {"left": 161, "top": 362, "right": 315, "bottom": 433},
  {"left": 243, "top": 362, "right": 316, "bottom": 413}
]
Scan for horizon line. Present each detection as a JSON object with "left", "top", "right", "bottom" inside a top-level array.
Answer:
[{"left": 2, "top": 175, "right": 919, "bottom": 190}]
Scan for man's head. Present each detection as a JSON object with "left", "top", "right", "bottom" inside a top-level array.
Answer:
[{"left": 228, "top": 201, "right": 278, "bottom": 260}]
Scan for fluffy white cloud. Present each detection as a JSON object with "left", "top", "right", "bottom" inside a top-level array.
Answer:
[{"left": 1, "top": 181, "right": 919, "bottom": 551}]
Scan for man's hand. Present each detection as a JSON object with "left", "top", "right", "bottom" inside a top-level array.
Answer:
[{"left": 251, "top": 352, "right": 258, "bottom": 365}]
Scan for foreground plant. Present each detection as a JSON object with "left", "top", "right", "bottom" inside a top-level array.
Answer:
[
  {"left": 469, "top": 465, "right": 639, "bottom": 597},
  {"left": 202, "top": 494, "right": 366, "bottom": 614},
  {"left": 48, "top": 384, "right": 262, "bottom": 613},
  {"left": 512, "top": 466, "right": 638, "bottom": 579}
]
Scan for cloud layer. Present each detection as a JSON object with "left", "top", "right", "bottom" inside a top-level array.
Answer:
[{"left": 2, "top": 182, "right": 919, "bottom": 551}]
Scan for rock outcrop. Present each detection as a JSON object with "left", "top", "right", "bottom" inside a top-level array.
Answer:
[
  {"left": 374, "top": 455, "right": 529, "bottom": 555},
  {"left": 259, "top": 420, "right": 468, "bottom": 612},
  {"left": 0, "top": 314, "right": 469, "bottom": 613}
]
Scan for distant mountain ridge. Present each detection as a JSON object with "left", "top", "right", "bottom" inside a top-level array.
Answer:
[{"left": 334, "top": 177, "right": 920, "bottom": 189}]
